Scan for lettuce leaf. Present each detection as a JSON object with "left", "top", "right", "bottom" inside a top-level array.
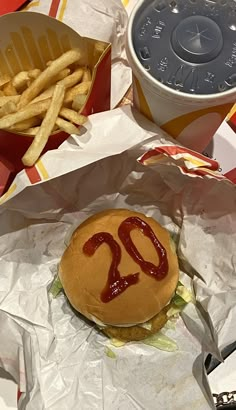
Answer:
[
  {"left": 167, "top": 281, "right": 194, "bottom": 317},
  {"left": 105, "top": 347, "right": 117, "bottom": 359},
  {"left": 176, "top": 284, "right": 194, "bottom": 303},
  {"left": 49, "top": 275, "right": 63, "bottom": 298},
  {"left": 143, "top": 332, "right": 178, "bottom": 352}
]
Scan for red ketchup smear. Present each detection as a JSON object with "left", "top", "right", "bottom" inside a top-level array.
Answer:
[
  {"left": 118, "top": 217, "right": 168, "bottom": 280},
  {"left": 83, "top": 232, "right": 139, "bottom": 303},
  {"left": 83, "top": 217, "right": 168, "bottom": 303}
]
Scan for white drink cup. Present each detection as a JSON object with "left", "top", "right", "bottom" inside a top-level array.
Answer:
[{"left": 126, "top": 0, "right": 236, "bottom": 153}]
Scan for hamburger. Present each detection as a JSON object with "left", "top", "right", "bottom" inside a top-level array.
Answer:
[{"left": 59, "top": 209, "right": 180, "bottom": 342}]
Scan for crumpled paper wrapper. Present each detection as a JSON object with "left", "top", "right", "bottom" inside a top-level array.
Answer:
[
  {"left": 23, "top": 0, "right": 131, "bottom": 108},
  {"left": 0, "top": 106, "right": 236, "bottom": 409}
]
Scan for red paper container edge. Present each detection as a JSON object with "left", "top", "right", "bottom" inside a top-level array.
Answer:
[
  {"left": 0, "top": 0, "right": 28, "bottom": 15},
  {"left": 228, "top": 112, "right": 236, "bottom": 133}
]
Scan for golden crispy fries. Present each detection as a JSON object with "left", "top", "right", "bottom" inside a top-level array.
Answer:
[
  {"left": 22, "top": 127, "right": 40, "bottom": 136},
  {"left": 82, "top": 67, "right": 92, "bottom": 82},
  {"left": 64, "top": 81, "right": 91, "bottom": 104},
  {"left": 8, "top": 117, "right": 41, "bottom": 132},
  {"left": 26, "top": 69, "right": 42, "bottom": 87},
  {"left": 72, "top": 94, "right": 87, "bottom": 111},
  {"left": 0, "top": 101, "right": 17, "bottom": 118},
  {"left": 30, "top": 85, "right": 55, "bottom": 104},
  {"left": 59, "top": 107, "right": 87, "bottom": 125},
  {"left": 0, "top": 98, "right": 51, "bottom": 129},
  {"left": 0, "top": 47, "right": 94, "bottom": 166},
  {"left": 18, "top": 49, "right": 81, "bottom": 108},
  {"left": 3, "top": 82, "right": 18, "bottom": 96},
  {"left": 28, "top": 69, "right": 41, "bottom": 79},
  {"left": 22, "top": 124, "right": 59, "bottom": 136},
  {"left": 31, "top": 67, "right": 84, "bottom": 104},
  {"left": 22, "top": 84, "right": 65, "bottom": 166},
  {"left": 53, "top": 68, "right": 71, "bottom": 82},
  {"left": 0, "top": 74, "right": 11, "bottom": 88},
  {"left": 12, "top": 71, "right": 30, "bottom": 91},
  {"left": 59, "top": 67, "right": 84, "bottom": 88},
  {"left": 56, "top": 117, "right": 79, "bottom": 135},
  {"left": 23, "top": 127, "right": 40, "bottom": 135},
  {"left": 0, "top": 95, "right": 20, "bottom": 106}
]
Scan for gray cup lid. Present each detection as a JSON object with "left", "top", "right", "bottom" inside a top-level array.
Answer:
[
  {"left": 131, "top": 0, "right": 236, "bottom": 95},
  {"left": 171, "top": 15, "right": 223, "bottom": 64}
]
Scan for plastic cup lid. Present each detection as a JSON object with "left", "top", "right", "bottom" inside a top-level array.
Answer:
[{"left": 132, "top": 0, "right": 236, "bottom": 95}]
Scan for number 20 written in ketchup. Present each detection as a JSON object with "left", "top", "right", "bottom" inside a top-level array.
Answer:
[{"left": 83, "top": 217, "right": 169, "bottom": 303}]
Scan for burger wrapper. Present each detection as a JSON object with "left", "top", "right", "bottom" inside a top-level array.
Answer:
[
  {"left": 0, "top": 0, "right": 129, "bottom": 196},
  {"left": 0, "top": 105, "right": 236, "bottom": 409}
]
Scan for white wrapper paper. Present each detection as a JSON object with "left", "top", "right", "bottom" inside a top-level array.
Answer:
[
  {"left": 24, "top": 0, "right": 131, "bottom": 107},
  {"left": 0, "top": 106, "right": 236, "bottom": 409}
]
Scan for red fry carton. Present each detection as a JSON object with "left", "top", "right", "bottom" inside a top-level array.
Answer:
[
  {"left": 227, "top": 105, "right": 236, "bottom": 133},
  {"left": 0, "top": 11, "right": 111, "bottom": 196}
]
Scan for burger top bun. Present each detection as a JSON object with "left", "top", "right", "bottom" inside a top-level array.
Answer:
[{"left": 59, "top": 209, "right": 179, "bottom": 326}]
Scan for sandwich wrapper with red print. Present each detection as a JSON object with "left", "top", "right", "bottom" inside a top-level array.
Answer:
[{"left": 0, "top": 106, "right": 236, "bottom": 409}]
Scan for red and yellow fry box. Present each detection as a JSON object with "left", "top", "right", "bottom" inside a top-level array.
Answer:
[
  {"left": 0, "top": 155, "right": 15, "bottom": 197},
  {"left": 227, "top": 104, "right": 236, "bottom": 133},
  {"left": 0, "top": 0, "right": 28, "bottom": 15},
  {"left": 0, "top": 11, "right": 111, "bottom": 196}
]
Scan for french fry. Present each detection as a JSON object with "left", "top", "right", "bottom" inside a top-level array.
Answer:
[
  {"left": 12, "top": 71, "right": 30, "bottom": 91},
  {"left": 72, "top": 94, "right": 87, "bottom": 111},
  {"left": 53, "top": 68, "right": 71, "bottom": 82},
  {"left": 82, "top": 67, "right": 92, "bottom": 82},
  {"left": 64, "top": 81, "right": 91, "bottom": 104},
  {"left": 8, "top": 117, "right": 41, "bottom": 132},
  {"left": 30, "top": 68, "right": 70, "bottom": 104},
  {"left": 3, "top": 82, "right": 18, "bottom": 96},
  {"left": 18, "top": 48, "right": 81, "bottom": 108},
  {"left": 0, "top": 101, "right": 17, "bottom": 118},
  {"left": 22, "top": 84, "right": 65, "bottom": 166},
  {"left": 20, "top": 124, "right": 58, "bottom": 136},
  {"left": 30, "top": 67, "right": 84, "bottom": 104},
  {"left": 0, "top": 98, "right": 50, "bottom": 129},
  {"left": 0, "top": 74, "right": 11, "bottom": 88},
  {"left": 26, "top": 69, "right": 42, "bottom": 87},
  {"left": 59, "top": 67, "right": 84, "bottom": 88},
  {"left": 30, "top": 85, "right": 55, "bottom": 104},
  {"left": 56, "top": 117, "right": 79, "bottom": 135},
  {"left": 0, "top": 95, "right": 20, "bottom": 107},
  {"left": 59, "top": 107, "right": 87, "bottom": 125},
  {"left": 22, "top": 127, "right": 40, "bottom": 136},
  {"left": 28, "top": 69, "right": 41, "bottom": 79}
]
